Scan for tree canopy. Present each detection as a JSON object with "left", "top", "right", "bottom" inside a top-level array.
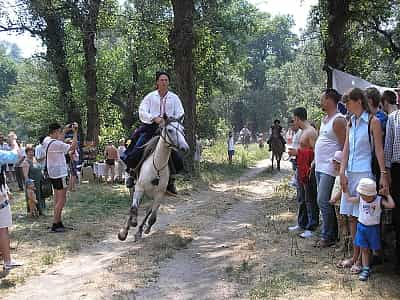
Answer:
[{"left": 1, "top": 0, "right": 399, "bottom": 152}]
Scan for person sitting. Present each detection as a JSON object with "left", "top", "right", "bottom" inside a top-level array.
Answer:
[
  {"left": 123, "top": 71, "right": 185, "bottom": 195},
  {"left": 267, "top": 119, "right": 286, "bottom": 151}
]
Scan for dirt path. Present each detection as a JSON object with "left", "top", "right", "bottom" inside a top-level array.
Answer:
[{"left": 5, "top": 159, "right": 290, "bottom": 300}]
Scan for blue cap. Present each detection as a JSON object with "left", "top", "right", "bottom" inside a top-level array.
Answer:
[{"left": 25, "top": 178, "right": 35, "bottom": 185}]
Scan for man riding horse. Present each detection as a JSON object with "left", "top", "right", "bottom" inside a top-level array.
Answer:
[
  {"left": 267, "top": 119, "right": 286, "bottom": 151},
  {"left": 123, "top": 71, "right": 184, "bottom": 195},
  {"left": 239, "top": 125, "right": 251, "bottom": 148}
]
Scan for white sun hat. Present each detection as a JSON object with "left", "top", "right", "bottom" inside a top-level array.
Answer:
[{"left": 356, "top": 178, "right": 377, "bottom": 197}]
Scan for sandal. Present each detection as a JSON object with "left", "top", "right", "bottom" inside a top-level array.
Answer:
[
  {"left": 359, "top": 266, "right": 370, "bottom": 281},
  {"left": 336, "top": 258, "right": 353, "bottom": 268},
  {"left": 350, "top": 264, "right": 362, "bottom": 274}
]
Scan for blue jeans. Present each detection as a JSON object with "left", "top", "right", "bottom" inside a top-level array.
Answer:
[
  {"left": 297, "top": 168, "right": 319, "bottom": 230},
  {"left": 316, "top": 171, "right": 338, "bottom": 241}
]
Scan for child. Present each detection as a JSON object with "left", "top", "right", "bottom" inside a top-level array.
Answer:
[
  {"left": 25, "top": 179, "right": 39, "bottom": 217},
  {"left": 329, "top": 151, "right": 351, "bottom": 253},
  {"left": 227, "top": 131, "right": 234, "bottom": 164},
  {"left": 344, "top": 178, "right": 395, "bottom": 281}
]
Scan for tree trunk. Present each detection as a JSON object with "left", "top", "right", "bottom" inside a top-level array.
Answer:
[
  {"left": 83, "top": 24, "right": 100, "bottom": 145},
  {"left": 70, "top": 0, "right": 101, "bottom": 145},
  {"left": 110, "top": 52, "right": 138, "bottom": 134},
  {"left": 169, "top": 0, "right": 196, "bottom": 172},
  {"left": 35, "top": 8, "right": 82, "bottom": 128},
  {"left": 323, "top": 0, "right": 351, "bottom": 88}
]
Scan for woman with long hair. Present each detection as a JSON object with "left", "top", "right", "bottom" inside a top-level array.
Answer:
[{"left": 337, "top": 88, "right": 388, "bottom": 273}]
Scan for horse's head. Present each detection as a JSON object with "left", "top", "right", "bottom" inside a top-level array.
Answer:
[{"left": 161, "top": 116, "right": 189, "bottom": 153}]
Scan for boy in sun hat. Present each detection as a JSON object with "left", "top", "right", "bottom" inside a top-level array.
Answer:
[{"left": 344, "top": 178, "right": 395, "bottom": 281}]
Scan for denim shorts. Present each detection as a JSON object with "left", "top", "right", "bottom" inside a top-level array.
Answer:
[{"left": 355, "top": 222, "right": 381, "bottom": 250}]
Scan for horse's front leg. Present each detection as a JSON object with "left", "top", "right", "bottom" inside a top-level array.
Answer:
[
  {"left": 135, "top": 208, "right": 152, "bottom": 242},
  {"left": 117, "top": 190, "right": 143, "bottom": 241},
  {"left": 144, "top": 193, "right": 163, "bottom": 235},
  {"left": 277, "top": 155, "right": 281, "bottom": 171},
  {"left": 271, "top": 152, "right": 274, "bottom": 171},
  {"left": 130, "top": 190, "right": 144, "bottom": 227}
]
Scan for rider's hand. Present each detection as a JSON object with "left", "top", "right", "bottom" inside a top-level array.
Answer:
[{"left": 153, "top": 117, "right": 163, "bottom": 124}]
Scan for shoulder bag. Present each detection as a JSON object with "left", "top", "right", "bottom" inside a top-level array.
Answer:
[{"left": 41, "top": 140, "right": 55, "bottom": 198}]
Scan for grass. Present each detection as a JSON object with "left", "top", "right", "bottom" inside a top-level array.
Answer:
[
  {"left": 225, "top": 259, "right": 256, "bottom": 285},
  {"left": 200, "top": 141, "right": 269, "bottom": 183},
  {"left": 1, "top": 143, "right": 267, "bottom": 295},
  {"left": 249, "top": 271, "right": 308, "bottom": 299},
  {"left": 1, "top": 183, "right": 132, "bottom": 296}
]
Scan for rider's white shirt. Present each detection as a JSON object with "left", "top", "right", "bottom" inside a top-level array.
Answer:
[
  {"left": 139, "top": 90, "right": 184, "bottom": 124},
  {"left": 240, "top": 128, "right": 251, "bottom": 136}
]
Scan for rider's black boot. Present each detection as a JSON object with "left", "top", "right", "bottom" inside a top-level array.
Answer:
[
  {"left": 126, "top": 176, "right": 135, "bottom": 188},
  {"left": 166, "top": 178, "right": 178, "bottom": 196}
]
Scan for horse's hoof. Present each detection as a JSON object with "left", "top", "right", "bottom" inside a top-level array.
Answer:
[
  {"left": 118, "top": 229, "right": 128, "bottom": 241},
  {"left": 144, "top": 227, "right": 151, "bottom": 235},
  {"left": 129, "top": 216, "right": 138, "bottom": 227}
]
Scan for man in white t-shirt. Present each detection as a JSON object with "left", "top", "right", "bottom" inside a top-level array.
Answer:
[{"left": 43, "top": 122, "right": 78, "bottom": 232}]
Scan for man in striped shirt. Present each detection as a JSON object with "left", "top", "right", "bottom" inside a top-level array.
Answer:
[{"left": 385, "top": 108, "right": 400, "bottom": 271}]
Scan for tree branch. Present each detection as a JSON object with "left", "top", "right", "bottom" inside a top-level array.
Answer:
[
  {"left": 369, "top": 17, "right": 400, "bottom": 58},
  {"left": 0, "top": 24, "right": 43, "bottom": 36},
  {"left": 109, "top": 87, "right": 127, "bottom": 110}
]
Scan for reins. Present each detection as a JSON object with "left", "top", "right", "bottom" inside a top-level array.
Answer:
[{"left": 152, "top": 117, "right": 186, "bottom": 183}]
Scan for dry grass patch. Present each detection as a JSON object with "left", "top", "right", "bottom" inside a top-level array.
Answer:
[
  {"left": 0, "top": 183, "right": 131, "bottom": 296},
  {"left": 246, "top": 178, "right": 400, "bottom": 300}
]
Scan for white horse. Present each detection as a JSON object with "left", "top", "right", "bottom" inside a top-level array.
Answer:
[{"left": 118, "top": 117, "right": 189, "bottom": 241}]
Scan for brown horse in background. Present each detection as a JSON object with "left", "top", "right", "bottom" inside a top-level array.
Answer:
[{"left": 270, "top": 134, "right": 285, "bottom": 171}]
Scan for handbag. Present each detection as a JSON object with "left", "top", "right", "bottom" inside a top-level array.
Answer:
[
  {"left": 41, "top": 140, "right": 55, "bottom": 198},
  {"left": 368, "top": 115, "right": 380, "bottom": 189}
]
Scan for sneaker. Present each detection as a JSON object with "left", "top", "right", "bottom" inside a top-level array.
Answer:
[
  {"left": 3, "top": 260, "right": 23, "bottom": 271},
  {"left": 299, "top": 230, "right": 314, "bottom": 238},
  {"left": 359, "top": 266, "right": 370, "bottom": 281},
  {"left": 288, "top": 225, "right": 301, "bottom": 232}
]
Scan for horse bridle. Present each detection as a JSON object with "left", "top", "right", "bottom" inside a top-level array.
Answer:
[
  {"left": 151, "top": 117, "right": 186, "bottom": 183},
  {"left": 159, "top": 117, "right": 186, "bottom": 151}
]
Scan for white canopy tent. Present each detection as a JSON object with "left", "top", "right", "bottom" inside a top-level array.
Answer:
[{"left": 332, "top": 68, "right": 397, "bottom": 95}]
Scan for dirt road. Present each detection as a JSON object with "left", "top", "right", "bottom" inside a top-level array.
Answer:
[
  {"left": 5, "top": 158, "right": 400, "bottom": 300},
  {"left": 5, "top": 159, "right": 288, "bottom": 300}
]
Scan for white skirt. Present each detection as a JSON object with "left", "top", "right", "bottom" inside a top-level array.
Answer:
[{"left": 0, "top": 203, "right": 12, "bottom": 228}]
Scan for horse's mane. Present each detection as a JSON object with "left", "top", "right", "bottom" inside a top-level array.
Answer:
[
  {"left": 133, "top": 135, "right": 161, "bottom": 175},
  {"left": 142, "top": 135, "right": 160, "bottom": 157}
]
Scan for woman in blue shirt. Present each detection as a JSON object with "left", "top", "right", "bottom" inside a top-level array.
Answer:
[{"left": 337, "top": 88, "right": 388, "bottom": 272}]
